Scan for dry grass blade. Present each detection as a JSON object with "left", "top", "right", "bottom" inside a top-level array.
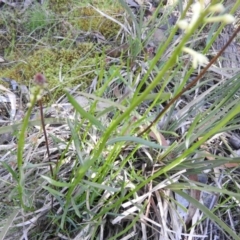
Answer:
[{"left": 0, "top": 209, "right": 19, "bottom": 240}]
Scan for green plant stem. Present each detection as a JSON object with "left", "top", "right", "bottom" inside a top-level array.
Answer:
[{"left": 17, "top": 88, "right": 41, "bottom": 210}]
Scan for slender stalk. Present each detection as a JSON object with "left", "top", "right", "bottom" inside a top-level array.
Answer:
[
  {"left": 38, "top": 99, "right": 53, "bottom": 177},
  {"left": 138, "top": 25, "right": 240, "bottom": 137},
  {"left": 17, "top": 88, "right": 41, "bottom": 210},
  {"left": 38, "top": 99, "right": 54, "bottom": 210}
]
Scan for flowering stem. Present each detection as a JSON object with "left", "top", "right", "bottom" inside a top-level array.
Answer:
[
  {"left": 38, "top": 99, "right": 53, "bottom": 177},
  {"left": 138, "top": 25, "right": 240, "bottom": 137},
  {"left": 17, "top": 87, "right": 41, "bottom": 210}
]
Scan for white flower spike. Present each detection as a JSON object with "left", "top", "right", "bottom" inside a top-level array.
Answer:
[
  {"left": 187, "top": 2, "right": 203, "bottom": 32},
  {"left": 183, "top": 47, "right": 209, "bottom": 69}
]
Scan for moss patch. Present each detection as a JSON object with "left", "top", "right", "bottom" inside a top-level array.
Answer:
[
  {"left": 1, "top": 43, "right": 101, "bottom": 100},
  {"left": 0, "top": 3, "right": 123, "bottom": 102},
  {"left": 71, "top": 7, "right": 122, "bottom": 39},
  {"left": 48, "top": 0, "right": 74, "bottom": 13}
]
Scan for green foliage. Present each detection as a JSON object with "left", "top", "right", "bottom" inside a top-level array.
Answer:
[
  {"left": 0, "top": 10, "right": 18, "bottom": 56},
  {"left": 1, "top": 1, "right": 240, "bottom": 239},
  {"left": 25, "top": 4, "right": 54, "bottom": 32}
]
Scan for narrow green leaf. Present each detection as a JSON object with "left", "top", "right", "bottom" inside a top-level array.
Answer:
[
  {"left": 68, "top": 119, "right": 84, "bottom": 165},
  {"left": 65, "top": 91, "right": 105, "bottom": 131},
  {"left": 169, "top": 182, "right": 240, "bottom": 199},
  {"left": 1, "top": 162, "right": 18, "bottom": 181},
  {"left": 42, "top": 186, "right": 64, "bottom": 197},
  {"left": 71, "top": 198, "right": 82, "bottom": 218},
  {"left": 41, "top": 175, "right": 72, "bottom": 187},
  {"left": 107, "top": 136, "right": 166, "bottom": 149},
  {"left": 185, "top": 113, "right": 202, "bottom": 148},
  {"left": 83, "top": 180, "right": 120, "bottom": 192},
  {"left": 175, "top": 190, "right": 240, "bottom": 240},
  {"left": 61, "top": 156, "right": 98, "bottom": 229},
  {"left": 144, "top": 92, "right": 171, "bottom": 102}
]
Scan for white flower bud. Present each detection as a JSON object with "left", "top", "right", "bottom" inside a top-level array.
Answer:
[
  {"left": 177, "top": 20, "right": 189, "bottom": 30},
  {"left": 183, "top": 47, "right": 209, "bottom": 69},
  {"left": 27, "top": 102, "right": 32, "bottom": 108},
  {"left": 192, "top": 2, "right": 203, "bottom": 14},
  {"left": 209, "top": 3, "right": 225, "bottom": 13},
  {"left": 192, "top": 58, "right": 198, "bottom": 69},
  {"left": 222, "top": 14, "right": 235, "bottom": 24},
  {"left": 29, "top": 94, "right": 34, "bottom": 101},
  {"left": 205, "top": 14, "right": 235, "bottom": 24},
  {"left": 36, "top": 94, "right": 42, "bottom": 101}
]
